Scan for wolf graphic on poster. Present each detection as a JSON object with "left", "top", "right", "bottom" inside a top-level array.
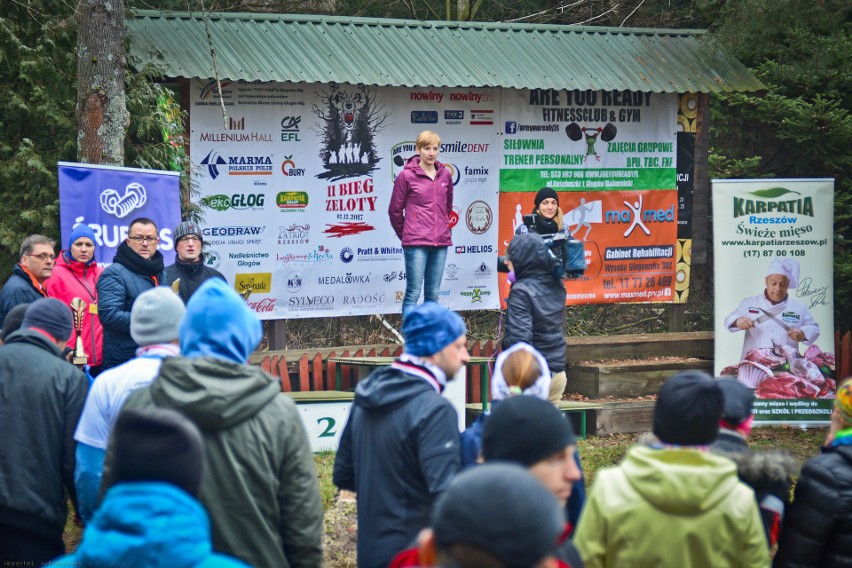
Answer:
[{"left": 313, "top": 84, "right": 388, "bottom": 181}]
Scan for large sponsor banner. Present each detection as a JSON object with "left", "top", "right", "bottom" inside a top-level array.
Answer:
[
  {"left": 712, "top": 179, "right": 835, "bottom": 423},
  {"left": 190, "top": 80, "right": 499, "bottom": 318},
  {"left": 58, "top": 162, "right": 181, "bottom": 265},
  {"left": 498, "top": 89, "right": 678, "bottom": 304}
]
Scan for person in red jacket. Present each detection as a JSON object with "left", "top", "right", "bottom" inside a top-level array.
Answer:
[
  {"left": 47, "top": 224, "right": 103, "bottom": 373},
  {"left": 388, "top": 130, "right": 454, "bottom": 321}
]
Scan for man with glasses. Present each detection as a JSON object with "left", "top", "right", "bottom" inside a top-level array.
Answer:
[
  {"left": 97, "top": 218, "right": 166, "bottom": 370},
  {"left": 0, "top": 235, "right": 55, "bottom": 324},
  {"left": 164, "top": 221, "right": 225, "bottom": 303}
]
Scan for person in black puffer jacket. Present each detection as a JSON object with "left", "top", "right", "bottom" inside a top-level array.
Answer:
[
  {"left": 163, "top": 221, "right": 225, "bottom": 304},
  {"left": 502, "top": 231, "right": 567, "bottom": 403},
  {"left": 775, "top": 378, "right": 852, "bottom": 568},
  {"left": 711, "top": 378, "right": 798, "bottom": 553}
]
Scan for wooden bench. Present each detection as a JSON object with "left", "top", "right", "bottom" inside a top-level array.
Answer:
[{"left": 568, "top": 357, "right": 714, "bottom": 398}]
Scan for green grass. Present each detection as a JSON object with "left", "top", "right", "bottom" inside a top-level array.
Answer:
[{"left": 314, "top": 450, "right": 338, "bottom": 510}]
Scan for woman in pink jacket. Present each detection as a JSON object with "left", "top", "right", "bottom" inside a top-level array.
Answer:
[
  {"left": 47, "top": 224, "right": 103, "bottom": 373},
  {"left": 388, "top": 130, "right": 454, "bottom": 320}
]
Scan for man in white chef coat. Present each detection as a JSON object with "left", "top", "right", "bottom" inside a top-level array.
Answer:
[{"left": 724, "top": 258, "right": 820, "bottom": 360}]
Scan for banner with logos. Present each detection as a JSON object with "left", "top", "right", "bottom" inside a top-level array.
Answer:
[
  {"left": 190, "top": 80, "right": 500, "bottom": 318},
  {"left": 57, "top": 162, "right": 181, "bottom": 265},
  {"left": 497, "top": 89, "right": 679, "bottom": 304},
  {"left": 712, "top": 178, "right": 835, "bottom": 424}
]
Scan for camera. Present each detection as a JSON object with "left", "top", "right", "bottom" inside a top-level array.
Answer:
[{"left": 498, "top": 214, "right": 586, "bottom": 279}]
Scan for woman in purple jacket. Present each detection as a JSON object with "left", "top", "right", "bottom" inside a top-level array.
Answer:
[{"left": 389, "top": 130, "right": 454, "bottom": 320}]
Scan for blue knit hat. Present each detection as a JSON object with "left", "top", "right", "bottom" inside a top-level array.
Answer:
[
  {"left": 68, "top": 224, "right": 97, "bottom": 251},
  {"left": 402, "top": 302, "right": 466, "bottom": 356}
]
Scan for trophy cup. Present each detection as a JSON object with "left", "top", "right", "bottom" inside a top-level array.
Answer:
[
  {"left": 69, "top": 298, "right": 89, "bottom": 365},
  {"left": 171, "top": 278, "right": 181, "bottom": 294},
  {"left": 240, "top": 287, "right": 253, "bottom": 302}
]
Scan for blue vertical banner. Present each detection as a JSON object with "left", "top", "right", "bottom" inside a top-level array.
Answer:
[{"left": 58, "top": 162, "right": 182, "bottom": 266}]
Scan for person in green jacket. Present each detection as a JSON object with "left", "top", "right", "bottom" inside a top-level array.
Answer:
[
  {"left": 110, "top": 278, "right": 323, "bottom": 568},
  {"left": 573, "top": 371, "right": 770, "bottom": 568}
]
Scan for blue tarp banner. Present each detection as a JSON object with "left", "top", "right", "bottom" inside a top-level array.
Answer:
[{"left": 58, "top": 162, "right": 181, "bottom": 265}]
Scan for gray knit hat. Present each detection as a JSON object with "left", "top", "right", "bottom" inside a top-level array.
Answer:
[
  {"left": 174, "top": 221, "right": 202, "bottom": 243},
  {"left": 130, "top": 287, "right": 186, "bottom": 346}
]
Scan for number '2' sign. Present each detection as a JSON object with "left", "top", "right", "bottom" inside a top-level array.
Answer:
[{"left": 294, "top": 401, "right": 353, "bottom": 452}]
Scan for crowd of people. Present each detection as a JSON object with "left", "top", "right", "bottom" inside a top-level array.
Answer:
[{"left": 0, "top": 160, "right": 845, "bottom": 567}]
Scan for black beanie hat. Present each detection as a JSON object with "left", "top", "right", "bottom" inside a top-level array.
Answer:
[
  {"left": 717, "top": 377, "right": 755, "bottom": 425},
  {"left": 110, "top": 408, "right": 205, "bottom": 496},
  {"left": 534, "top": 187, "right": 559, "bottom": 210},
  {"left": 432, "top": 463, "right": 563, "bottom": 568},
  {"left": 483, "top": 396, "right": 576, "bottom": 467},
  {"left": 21, "top": 298, "right": 73, "bottom": 342},
  {"left": 653, "top": 371, "right": 724, "bottom": 446},
  {"left": 1, "top": 303, "right": 30, "bottom": 341}
]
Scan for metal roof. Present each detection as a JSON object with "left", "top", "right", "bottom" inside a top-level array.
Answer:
[{"left": 128, "top": 10, "right": 764, "bottom": 93}]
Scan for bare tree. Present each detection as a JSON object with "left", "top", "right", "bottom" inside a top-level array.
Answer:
[{"left": 76, "top": 0, "right": 129, "bottom": 164}]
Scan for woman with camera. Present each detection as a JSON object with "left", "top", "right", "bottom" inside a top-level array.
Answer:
[
  {"left": 522, "top": 187, "right": 566, "bottom": 235},
  {"left": 502, "top": 187, "right": 586, "bottom": 403}
]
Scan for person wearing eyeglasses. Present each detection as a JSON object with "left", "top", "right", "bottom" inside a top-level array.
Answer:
[
  {"left": 46, "top": 224, "right": 104, "bottom": 374},
  {"left": 97, "top": 218, "right": 166, "bottom": 370},
  {"left": 163, "top": 221, "right": 225, "bottom": 304},
  {"left": 0, "top": 234, "right": 55, "bottom": 325}
]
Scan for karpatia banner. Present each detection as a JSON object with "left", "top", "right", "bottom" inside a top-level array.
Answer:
[
  {"left": 189, "top": 80, "right": 500, "bottom": 318},
  {"left": 497, "top": 89, "right": 679, "bottom": 304},
  {"left": 58, "top": 162, "right": 181, "bottom": 266},
  {"left": 712, "top": 178, "right": 835, "bottom": 423}
]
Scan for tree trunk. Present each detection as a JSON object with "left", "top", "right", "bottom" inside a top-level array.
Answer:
[
  {"left": 457, "top": 0, "right": 470, "bottom": 19},
  {"left": 76, "top": 0, "right": 129, "bottom": 164}
]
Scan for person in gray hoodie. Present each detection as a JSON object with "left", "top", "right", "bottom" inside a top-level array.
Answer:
[
  {"left": 111, "top": 278, "right": 322, "bottom": 568},
  {"left": 334, "top": 301, "right": 468, "bottom": 568},
  {"left": 502, "top": 231, "right": 569, "bottom": 403}
]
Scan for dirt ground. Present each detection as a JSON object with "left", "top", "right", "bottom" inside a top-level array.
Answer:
[{"left": 323, "top": 490, "right": 359, "bottom": 567}]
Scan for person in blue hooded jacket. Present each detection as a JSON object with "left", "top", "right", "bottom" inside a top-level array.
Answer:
[
  {"left": 112, "top": 278, "right": 323, "bottom": 568},
  {"left": 56, "top": 408, "right": 247, "bottom": 568}
]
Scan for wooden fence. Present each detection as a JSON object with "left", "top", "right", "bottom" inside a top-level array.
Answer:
[
  {"left": 257, "top": 332, "right": 851, "bottom": 403},
  {"left": 258, "top": 340, "right": 501, "bottom": 404}
]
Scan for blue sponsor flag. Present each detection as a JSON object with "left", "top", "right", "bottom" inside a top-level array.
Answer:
[{"left": 58, "top": 162, "right": 181, "bottom": 265}]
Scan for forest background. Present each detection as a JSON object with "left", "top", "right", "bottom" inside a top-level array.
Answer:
[{"left": 1, "top": 0, "right": 849, "bottom": 347}]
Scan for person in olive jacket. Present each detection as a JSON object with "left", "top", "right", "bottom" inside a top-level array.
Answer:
[
  {"left": 775, "top": 379, "right": 852, "bottom": 568},
  {"left": 111, "top": 279, "right": 322, "bottom": 568}
]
